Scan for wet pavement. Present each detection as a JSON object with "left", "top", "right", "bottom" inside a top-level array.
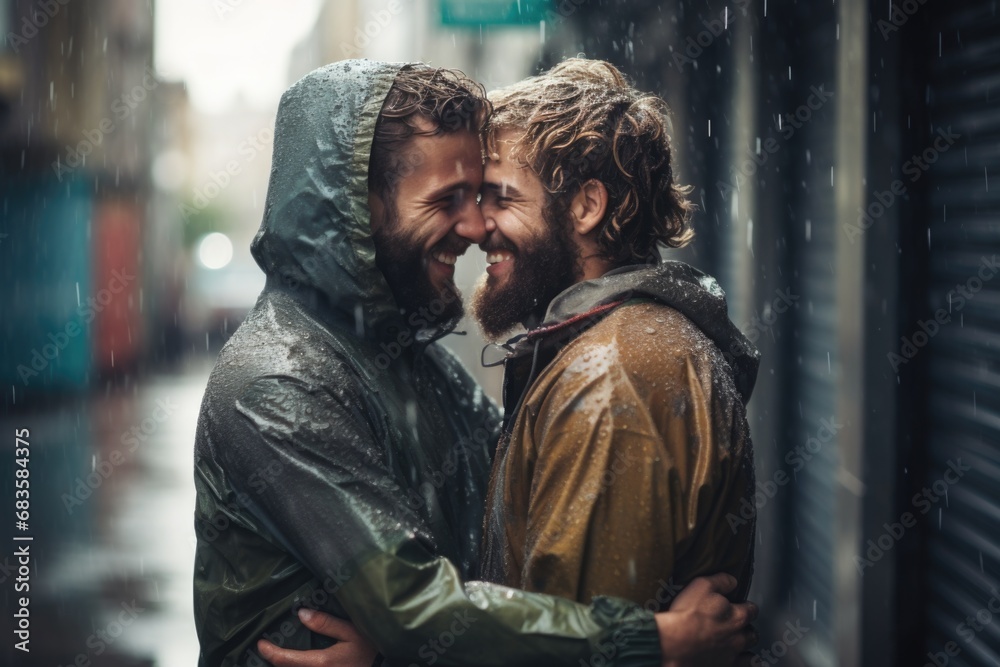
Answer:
[{"left": 2, "top": 357, "right": 214, "bottom": 666}]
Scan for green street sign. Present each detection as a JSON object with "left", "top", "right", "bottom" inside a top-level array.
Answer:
[{"left": 440, "top": 0, "right": 551, "bottom": 26}]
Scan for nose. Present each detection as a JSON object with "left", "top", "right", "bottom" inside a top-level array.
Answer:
[
  {"left": 454, "top": 197, "right": 487, "bottom": 244},
  {"left": 482, "top": 208, "right": 496, "bottom": 234}
]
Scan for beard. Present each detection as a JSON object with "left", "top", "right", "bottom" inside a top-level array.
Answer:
[
  {"left": 471, "top": 206, "right": 581, "bottom": 342},
  {"left": 372, "top": 201, "right": 464, "bottom": 331}
]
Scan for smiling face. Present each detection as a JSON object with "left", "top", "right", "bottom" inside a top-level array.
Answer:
[
  {"left": 471, "top": 129, "right": 582, "bottom": 341},
  {"left": 370, "top": 119, "right": 486, "bottom": 328}
]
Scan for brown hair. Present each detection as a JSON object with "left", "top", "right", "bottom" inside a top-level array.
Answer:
[
  {"left": 486, "top": 58, "right": 694, "bottom": 264},
  {"left": 369, "top": 65, "right": 491, "bottom": 198}
]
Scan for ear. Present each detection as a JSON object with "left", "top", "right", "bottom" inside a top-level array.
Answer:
[{"left": 569, "top": 179, "right": 608, "bottom": 237}]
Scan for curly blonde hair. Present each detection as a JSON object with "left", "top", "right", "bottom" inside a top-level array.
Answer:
[{"left": 486, "top": 58, "right": 694, "bottom": 264}]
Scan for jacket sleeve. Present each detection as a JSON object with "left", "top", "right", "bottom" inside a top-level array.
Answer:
[
  {"left": 512, "top": 348, "right": 752, "bottom": 606},
  {"left": 221, "top": 373, "right": 663, "bottom": 667}
]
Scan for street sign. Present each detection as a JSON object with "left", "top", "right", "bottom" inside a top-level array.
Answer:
[{"left": 440, "top": 0, "right": 550, "bottom": 26}]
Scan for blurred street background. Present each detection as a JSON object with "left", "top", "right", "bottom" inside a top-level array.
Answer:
[{"left": 1, "top": 0, "right": 998, "bottom": 665}]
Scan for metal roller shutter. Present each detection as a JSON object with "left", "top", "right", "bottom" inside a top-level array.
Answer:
[
  {"left": 783, "top": 3, "right": 839, "bottom": 661},
  {"left": 922, "top": 2, "right": 1000, "bottom": 663}
]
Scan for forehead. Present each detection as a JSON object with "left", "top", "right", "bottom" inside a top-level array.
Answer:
[
  {"left": 485, "top": 129, "right": 543, "bottom": 193},
  {"left": 408, "top": 128, "right": 482, "bottom": 181}
]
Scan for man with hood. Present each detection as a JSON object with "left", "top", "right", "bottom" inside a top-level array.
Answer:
[
  {"left": 471, "top": 58, "right": 760, "bottom": 613},
  {"left": 194, "top": 60, "right": 757, "bottom": 667}
]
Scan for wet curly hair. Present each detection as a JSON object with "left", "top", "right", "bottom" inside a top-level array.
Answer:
[
  {"left": 486, "top": 58, "right": 694, "bottom": 264},
  {"left": 369, "top": 64, "right": 491, "bottom": 199}
]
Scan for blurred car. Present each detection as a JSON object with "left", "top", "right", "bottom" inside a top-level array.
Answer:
[{"left": 181, "top": 233, "right": 265, "bottom": 351}]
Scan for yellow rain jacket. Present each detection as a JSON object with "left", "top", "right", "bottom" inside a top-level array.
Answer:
[{"left": 481, "top": 262, "right": 759, "bottom": 607}]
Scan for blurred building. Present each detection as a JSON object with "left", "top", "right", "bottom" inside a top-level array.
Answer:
[
  {"left": 543, "top": 1, "right": 1000, "bottom": 665},
  {"left": 0, "top": 0, "right": 180, "bottom": 402}
]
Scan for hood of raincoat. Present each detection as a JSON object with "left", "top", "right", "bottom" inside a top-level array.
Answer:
[
  {"left": 506, "top": 260, "right": 760, "bottom": 404},
  {"left": 250, "top": 59, "right": 404, "bottom": 338}
]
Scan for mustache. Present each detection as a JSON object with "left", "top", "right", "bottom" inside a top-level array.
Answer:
[
  {"left": 430, "top": 239, "right": 470, "bottom": 256},
  {"left": 479, "top": 238, "right": 518, "bottom": 255}
]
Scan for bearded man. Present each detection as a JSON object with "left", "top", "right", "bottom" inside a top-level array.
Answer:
[{"left": 472, "top": 58, "right": 760, "bottom": 611}]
